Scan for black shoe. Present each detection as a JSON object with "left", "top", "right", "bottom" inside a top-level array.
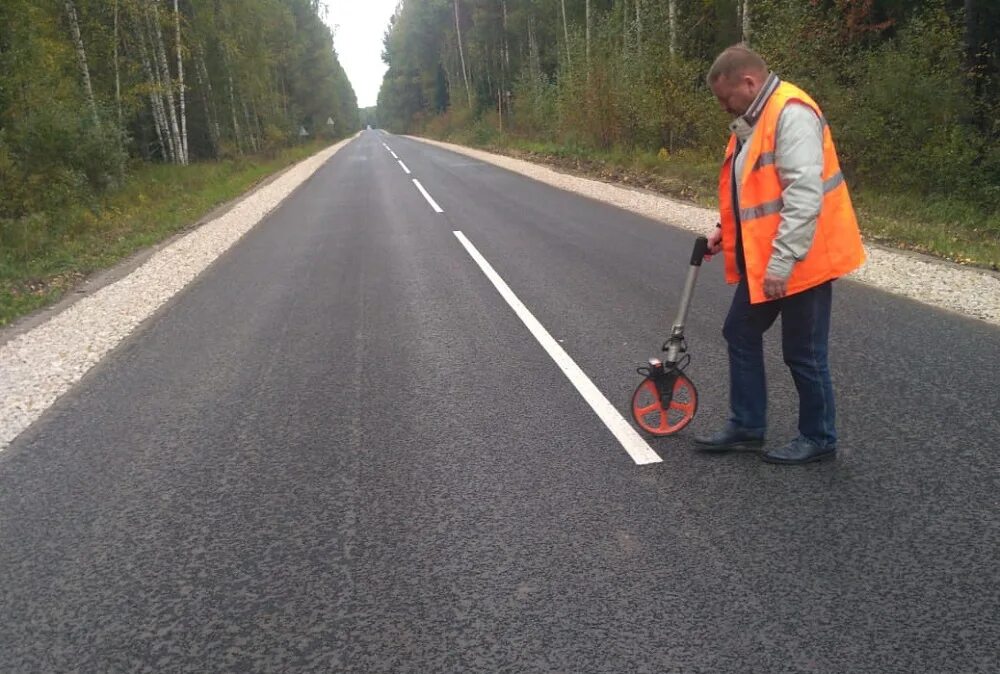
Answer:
[
  {"left": 761, "top": 437, "right": 836, "bottom": 465},
  {"left": 694, "top": 424, "right": 765, "bottom": 452}
]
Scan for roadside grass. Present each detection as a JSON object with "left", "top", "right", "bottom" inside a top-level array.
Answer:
[
  {"left": 851, "top": 191, "right": 1000, "bottom": 269},
  {"left": 0, "top": 140, "right": 334, "bottom": 327},
  {"left": 429, "top": 129, "right": 1000, "bottom": 272}
]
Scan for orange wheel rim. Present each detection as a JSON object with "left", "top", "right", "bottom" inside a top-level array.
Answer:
[{"left": 630, "top": 373, "right": 698, "bottom": 436}]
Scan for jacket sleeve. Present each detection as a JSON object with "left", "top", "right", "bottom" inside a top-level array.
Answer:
[{"left": 767, "top": 103, "right": 824, "bottom": 279}]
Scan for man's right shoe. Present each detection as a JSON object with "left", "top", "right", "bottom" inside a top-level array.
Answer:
[{"left": 694, "top": 425, "right": 765, "bottom": 452}]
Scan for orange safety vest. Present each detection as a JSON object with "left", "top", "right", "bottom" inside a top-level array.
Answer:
[{"left": 718, "top": 81, "right": 865, "bottom": 304}]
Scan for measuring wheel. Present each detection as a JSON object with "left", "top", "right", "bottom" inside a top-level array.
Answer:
[
  {"left": 630, "top": 362, "right": 698, "bottom": 436},
  {"left": 629, "top": 235, "right": 708, "bottom": 437}
]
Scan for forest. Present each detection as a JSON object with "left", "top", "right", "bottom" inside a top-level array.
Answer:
[
  {"left": 377, "top": 0, "right": 1000, "bottom": 262},
  {"left": 0, "top": 0, "right": 358, "bottom": 269}
]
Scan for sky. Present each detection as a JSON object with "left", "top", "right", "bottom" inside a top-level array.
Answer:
[{"left": 324, "top": 0, "right": 400, "bottom": 108}]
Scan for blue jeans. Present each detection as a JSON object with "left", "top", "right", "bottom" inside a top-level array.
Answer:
[{"left": 723, "top": 278, "right": 836, "bottom": 447}]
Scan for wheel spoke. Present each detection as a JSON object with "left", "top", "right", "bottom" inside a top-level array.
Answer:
[{"left": 671, "top": 401, "right": 695, "bottom": 414}]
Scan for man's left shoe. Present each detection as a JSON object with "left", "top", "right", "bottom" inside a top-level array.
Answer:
[{"left": 761, "top": 437, "right": 836, "bottom": 465}]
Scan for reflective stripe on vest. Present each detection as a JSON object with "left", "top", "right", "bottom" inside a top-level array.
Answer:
[
  {"left": 738, "top": 170, "right": 845, "bottom": 223},
  {"left": 752, "top": 152, "right": 776, "bottom": 171}
]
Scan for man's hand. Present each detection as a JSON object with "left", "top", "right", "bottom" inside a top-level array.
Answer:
[
  {"left": 763, "top": 273, "right": 788, "bottom": 300},
  {"left": 705, "top": 225, "right": 723, "bottom": 261}
]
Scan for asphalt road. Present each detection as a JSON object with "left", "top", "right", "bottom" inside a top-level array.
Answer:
[{"left": 1, "top": 130, "right": 998, "bottom": 673}]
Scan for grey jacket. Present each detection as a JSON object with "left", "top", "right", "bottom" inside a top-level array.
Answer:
[{"left": 731, "top": 75, "right": 824, "bottom": 279}]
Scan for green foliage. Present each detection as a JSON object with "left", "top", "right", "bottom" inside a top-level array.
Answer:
[
  {"left": 511, "top": 71, "right": 558, "bottom": 139},
  {"left": 847, "top": 3, "right": 986, "bottom": 198},
  {"left": 0, "top": 0, "right": 359, "bottom": 205},
  {"left": 0, "top": 105, "right": 127, "bottom": 218}
]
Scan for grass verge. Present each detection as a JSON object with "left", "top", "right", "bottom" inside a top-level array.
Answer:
[{"left": 0, "top": 140, "right": 335, "bottom": 328}]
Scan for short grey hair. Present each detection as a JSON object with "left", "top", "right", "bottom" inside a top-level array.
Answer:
[{"left": 707, "top": 45, "right": 769, "bottom": 86}]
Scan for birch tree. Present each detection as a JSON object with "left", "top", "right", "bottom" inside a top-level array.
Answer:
[
  {"left": 64, "top": 0, "right": 100, "bottom": 127},
  {"left": 151, "top": 0, "right": 184, "bottom": 164},
  {"left": 113, "top": 0, "right": 122, "bottom": 126},
  {"left": 668, "top": 0, "right": 677, "bottom": 56},
  {"left": 454, "top": 0, "right": 472, "bottom": 108},
  {"left": 173, "top": 0, "right": 188, "bottom": 163},
  {"left": 561, "top": 0, "right": 571, "bottom": 69},
  {"left": 134, "top": 8, "right": 174, "bottom": 161}
]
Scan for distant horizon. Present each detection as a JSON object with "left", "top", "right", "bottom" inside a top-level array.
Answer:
[{"left": 324, "top": 0, "right": 397, "bottom": 108}]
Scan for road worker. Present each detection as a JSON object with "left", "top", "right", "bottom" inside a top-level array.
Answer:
[{"left": 697, "top": 45, "right": 865, "bottom": 464}]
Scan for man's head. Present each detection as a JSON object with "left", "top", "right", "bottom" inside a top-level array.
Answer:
[{"left": 707, "top": 45, "right": 769, "bottom": 117}]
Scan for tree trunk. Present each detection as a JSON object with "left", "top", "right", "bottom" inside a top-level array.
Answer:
[
  {"left": 742, "top": 0, "right": 751, "bottom": 46},
  {"left": 136, "top": 12, "right": 172, "bottom": 161},
  {"left": 585, "top": 0, "right": 591, "bottom": 65},
  {"left": 147, "top": 9, "right": 175, "bottom": 161},
  {"left": 242, "top": 99, "right": 258, "bottom": 152},
  {"left": 149, "top": 0, "right": 184, "bottom": 164},
  {"left": 442, "top": 60, "right": 456, "bottom": 108},
  {"left": 113, "top": 0, "right": 122, "bottom": 127},
  {"left": 224, "top": 52, "right": 243, "bottom": 155},
  {"left": 501, "top": 0, "right": 510, "bottom": 73},
  {"left": 194, "top": 44, "right": 219, "bottom": 155},
  {"left": 250, "top": 98, "right": 264, "bottom": 147},
  {"left": 622, "top": 0, "right": 628, "bottom": 56},
  {"left": 204, "top": 49, "right": 222, "bottom": 150},
  {"left": 173, "top": 0, "right": 188, "bottom": 163},
  {"left": 528, "top": 15, "right": 540, "bottom": 77},
  {"left": 668, "top": 0, "right": 677, "bottom": 56},
  {"left": 561, "top": 0, "right": 572, "bottom": 69},
  {"left": 501, "top": 0, "right": 509, "bottom": 116},
  {"left": 193, "top": 59, "right": 213, "bottom": 154},
  {"left": 453, "top": 0, "right": 472, "bottom": 108},
  {"left": 64, "top": 0, "right": 100, "bottom": 127}
]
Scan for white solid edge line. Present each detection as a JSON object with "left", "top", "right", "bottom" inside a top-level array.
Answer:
[
  {"left": 452, "top": 231, "right": 662, "bottom": 465},
  {"left": 398, "top": 160, "right": 411, "bottom": 174},
  {"left": 413, "top": 179, "right": 444, "bottom": 213}
]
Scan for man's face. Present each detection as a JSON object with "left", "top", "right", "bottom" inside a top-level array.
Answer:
[{"left": 710, "top": 73, "right": 760, "bottom": 117}]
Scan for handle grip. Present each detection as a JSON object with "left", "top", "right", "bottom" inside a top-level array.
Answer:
[{"left": 690, "top": 236, "right": 709, "bottom": 266}]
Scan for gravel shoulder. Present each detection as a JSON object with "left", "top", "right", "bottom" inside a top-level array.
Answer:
[{"left": 407, "top": 135, "right": 1000, "bottom": 328}]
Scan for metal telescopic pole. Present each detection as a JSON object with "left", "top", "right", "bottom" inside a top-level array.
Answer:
[{"left": 663, "top": 236, "right": 709, "bottom": 365}]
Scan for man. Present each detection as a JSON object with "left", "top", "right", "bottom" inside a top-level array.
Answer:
[{"left": 696, "top": 45, "right": 865, "bottom": 464}]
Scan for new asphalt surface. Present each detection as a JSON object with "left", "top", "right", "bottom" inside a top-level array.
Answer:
[{"left": 1, "top": 130, "right": 998, "bottom": 673}]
